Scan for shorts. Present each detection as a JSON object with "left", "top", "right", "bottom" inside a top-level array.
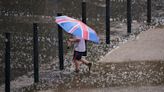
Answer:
[{"left": 73, "top": 51, "right": 84, "bottom": 60}]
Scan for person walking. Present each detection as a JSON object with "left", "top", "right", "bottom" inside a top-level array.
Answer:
[{"left": 67, "top": 35, "right": 92, "bottom": 73}]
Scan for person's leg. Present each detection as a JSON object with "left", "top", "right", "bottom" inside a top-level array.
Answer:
[
  {"left": 73, "top": 51, "right": 92, "bottom": 72},
  {"left": 80, "top": 58, "right": 92, "bottom": 71},
  {"left": 73, "top": 51, "right": 81, "bottom": 73},
  {"left": 80, "top": 58, "right": 89, "bottom": 65},
  {"left": 73, "top": 59, "right": 80, "bottom": 72}
]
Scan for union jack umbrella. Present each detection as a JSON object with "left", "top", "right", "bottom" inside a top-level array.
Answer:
[{"left": 55, "top": 16, "right": 99, "bottom": 43}]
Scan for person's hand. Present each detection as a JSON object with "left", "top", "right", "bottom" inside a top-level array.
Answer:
[{"left": 67, "top": 40, "right": 71, "bottom": 49}]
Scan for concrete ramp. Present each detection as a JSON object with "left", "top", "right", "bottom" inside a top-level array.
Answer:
[{"left": 100, "top": 28, "right": 164, "bottom": 62}]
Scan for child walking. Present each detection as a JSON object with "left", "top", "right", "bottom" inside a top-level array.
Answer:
[{"left": 67, "top": 35, "right": 92, "bottom": 73}]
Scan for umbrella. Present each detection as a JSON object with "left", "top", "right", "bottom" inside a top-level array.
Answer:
[{"left": 55, "top": 16, "right": 99, "bottom": 43}]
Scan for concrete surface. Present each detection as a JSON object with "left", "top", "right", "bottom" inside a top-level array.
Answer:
[{"left": 100, "top": 28, "right": 164, "bottom": 62}]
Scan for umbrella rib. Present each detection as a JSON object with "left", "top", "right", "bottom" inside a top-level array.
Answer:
[
  {"left": 68, "top": 23, "right": 79, "bottom": 33},
  {"left": 56, "top": 19, "right": 73, "bottom": 24},
  {"left": 79, "top": 22, "right": 88, "bottom": 40},
  {"left": 56, "top": 16, "right": 75, "bottom": 24}
]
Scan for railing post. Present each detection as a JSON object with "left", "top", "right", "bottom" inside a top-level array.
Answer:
[
  {"left": 33, "top": 23, "right": 39, "bottom": 83},
  {"left": 82, "top": 0, "right": 87, "bottom": 56},
  {"left": 5, "top": 33, "right": 11, "bottom": 92},
  {"left": 127, "top": 0, "right": 132, "bottom": 34},
  {"left": 106, "top": 0, "right": 110, "bottom": 44},
  {"left": 82, "top": 1, "right": 86, "bottom": 24},
  {"left": 57, "top": 13, "right": 64, "bottom": 70},
  {"left": 147, "top": 0, "right": 151, "bottom": 25}
]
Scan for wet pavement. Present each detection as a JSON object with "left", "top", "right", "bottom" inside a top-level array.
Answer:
[
  {"left": 5, "top": 60, "right": 162, "bottom": 92},
  {"left": 41, "top": 86, "right": 164, "bottom": 92},
  {"left": 34, "top": 27, "right": 164, "bottom": 92},
  {"left": 100, "top": 28, "right": 164, "bottom": 62},
  {"left": 0, "top": 24, "right": 164, "bottom": 92},
  {"left": 37, "top": 61, "right": 164, "bottom": 92}
]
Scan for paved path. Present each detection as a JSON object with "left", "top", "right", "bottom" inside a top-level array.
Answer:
[
  {"left": 100, "top": 28, "right": 164, "bottom": 62},
  {"left": 39, "top": 86, "right": 164, "bottom": 92}
]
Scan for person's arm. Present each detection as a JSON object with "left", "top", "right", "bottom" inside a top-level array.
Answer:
[
  {"left": 68, "top": 38, "right": 80, "bottom": 42},
  {"left": 67, "top": 38, "right": 80, "bottom": 49}
]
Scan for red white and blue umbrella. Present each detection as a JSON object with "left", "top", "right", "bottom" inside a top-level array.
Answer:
[{"left": 55, "top": 16, "right": 99, "bottom": 43}]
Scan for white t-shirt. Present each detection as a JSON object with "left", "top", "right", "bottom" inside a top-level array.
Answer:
[{"left": 74, "top": 36, "right": 86, "bottom": 52}]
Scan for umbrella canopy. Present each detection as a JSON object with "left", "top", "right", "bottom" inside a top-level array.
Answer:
[{"left": 55, "top": 16, "right": 99, "bottom": 43}]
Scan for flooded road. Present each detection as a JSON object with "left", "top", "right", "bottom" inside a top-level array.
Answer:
[
  {"left": 31, "top": 61, "right": 164, "bottom": 92},
  {"left": 52, "top": 86, "right": 164, "bottom": 92},
  {"left": 0, "top": 1, "right": 164, "bottom": 92}
]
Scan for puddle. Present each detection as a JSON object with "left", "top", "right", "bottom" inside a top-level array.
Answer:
[{"left": 61, "top": 86, "right": 164, "bottom": 92}]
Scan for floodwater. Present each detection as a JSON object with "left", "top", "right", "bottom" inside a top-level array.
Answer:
[
  {"left": 0, "top": 0, "right": 164, "bottom": 91},
  {"left": 43, "top": 86, "right": 164, "bottom": 92},
  {"left": 30, "top": 61, "right": 164, "bottom": 92}
]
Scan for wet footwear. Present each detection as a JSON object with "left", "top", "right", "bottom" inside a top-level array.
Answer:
[
  {"left": 75, "top": 69, "right": 80, "bottom": 73},
  {"left": 87, "top": 63, "right": 92, "bottom": 71}
]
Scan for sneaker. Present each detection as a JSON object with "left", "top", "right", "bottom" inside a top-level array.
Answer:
[{"left": 87, "top": 63, "right": 92, "bottom": 71}]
